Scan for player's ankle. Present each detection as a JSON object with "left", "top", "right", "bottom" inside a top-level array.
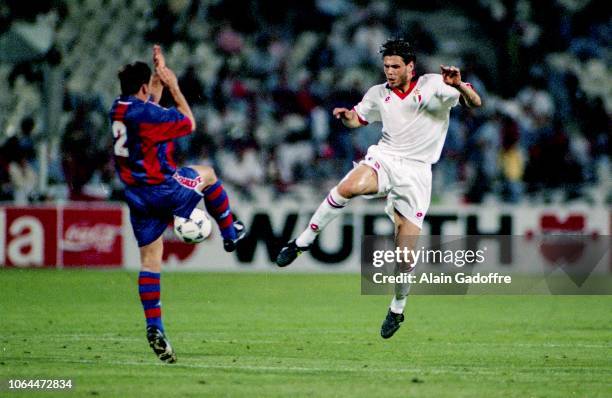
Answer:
[{"left": 295, "top": 235, "right": 313, "bottom": 248}]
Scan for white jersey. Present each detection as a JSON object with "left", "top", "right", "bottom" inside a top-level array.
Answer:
[{"left": 353, "top": 73, "right": 461, "bottom": 164}]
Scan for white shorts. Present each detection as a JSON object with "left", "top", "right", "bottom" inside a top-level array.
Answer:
[{"left": 358, "top": 145, "right": 432, "bottom": 229}]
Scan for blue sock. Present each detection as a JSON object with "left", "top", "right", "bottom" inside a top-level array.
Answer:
[{"left": 203, "top": 180, "right": 236, "bottom": 240}]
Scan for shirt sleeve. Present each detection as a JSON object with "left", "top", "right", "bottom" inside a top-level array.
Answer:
[
  {"left": 436, "top": 75, "right": 461, "bottom": 108},
  {"left": 138, "top": 103, "right": 193, "bottom": 143},
  {"left": 353, "top": 86, "right": 381, "bottom": 125}
]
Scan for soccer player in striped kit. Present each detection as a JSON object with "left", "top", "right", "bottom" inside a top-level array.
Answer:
[
  {"left": 276, "top": 39, "right": 481, "bottom": 338},
  {"left": 109, "top": 46, "right": 245, "bottom": 363}
]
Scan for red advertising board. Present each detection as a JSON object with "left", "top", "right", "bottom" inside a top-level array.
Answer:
[
  {"left": 0, "top": 205, "right": 123, "bottom": 268},
  {"left": 1, "top": 207, "right": 58, "bottom": 267},
  {"left": 61, "top": 207, "right": 123, "bottom": 267}
]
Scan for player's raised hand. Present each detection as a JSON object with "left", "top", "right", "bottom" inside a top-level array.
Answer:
[
  {"left": 333, "top": 107, "right": 352, "bottom": 120},
  {"left": 153, "top": 44, "right": 166, "bottom": 69},
  {"left": 441, "top": 65, "right": 462, "bottom": 87},
  {"left": 149, "top": 45, "right": 165, "bottom": 103},
  {"left": 156, "top": 65, "right": 179, "bottom": 90}
]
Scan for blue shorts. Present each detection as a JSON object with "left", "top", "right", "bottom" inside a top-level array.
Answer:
[{"left": 125, "top": 167, "right": 204, "bottom": 247}]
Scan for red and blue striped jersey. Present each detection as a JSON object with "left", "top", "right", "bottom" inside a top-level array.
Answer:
[{"left": 109, "top": 95, "right": 193, "bottom": 186}]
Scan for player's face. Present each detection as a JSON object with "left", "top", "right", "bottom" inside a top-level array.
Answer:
[{"left": 383, "top": 56, "right": 413, "bottom": 90}]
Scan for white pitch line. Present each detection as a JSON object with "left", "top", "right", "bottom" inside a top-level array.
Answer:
[
  {"left": 26, "top": 335, "right": 612, "bottom": 349},
  {"left": 6, "top": 357, "right": 503, "bottom": 376},
  {"left": 7, "top": 357, "right": 609, "bottom": 377}
]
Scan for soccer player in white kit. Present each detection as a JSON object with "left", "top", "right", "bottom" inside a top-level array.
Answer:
[{"left": 276, "top": 39, "right": 482, "bottom": 338}]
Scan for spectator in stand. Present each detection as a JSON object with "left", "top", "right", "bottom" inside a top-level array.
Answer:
[
  {"left": 327, "top": 80, "right": 362, "bottom": 177},
  {"left": 145, "top": 2, "right": 179, "bottom": 45},
  {"left": 0, "top": 0, "right": 608, "bottom": 206},
  {"left": 499, "top": 116, "right": 524, "bottom": 203},
  {"left": 541, "top": 120, "right": 584, "bottom": 201},
  {"left": 18, "top": 117, "right": 36, "bottom": 162},
  {"left": 465, "top": 112, "right": 501, "bottom": 203},
  {"left": 435, "top": 115, "right": 466, "bottom": 195},
  {"left": 402, "top": 22, "right": 437, "bottom": 56},
  {"left": 8, "top": 151, "right": 38, "bottom": 204},
  {"left": 178, "top": 65, "right": 205, "bottom": 105},
  {"left": 0, "top": 137, "right": 20, "bottom": 201},
  {"left": 353, "top": 18, "right": 389, "bottom": 63},
  {"left": 216, "top": 22, "right": 245, "bottom": 55},
  {"left": 275, "top": 114, "right": 314, "bottom": 189},
  {"left": 61, "top": 103, "right": 100, "bottom": 201},
  {"left": 577, "top": 96, "right": 609, "bottom": 177},
  {"left": 219, "top": 141, "right": 265, "bottom": 201}
]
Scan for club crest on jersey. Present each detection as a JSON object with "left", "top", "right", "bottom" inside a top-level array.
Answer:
[
  {"left": 366, "top": 157, "right": 380, "bottom": 169},
  {"left": 413, "top": 89, "right": 422, "bottom": 103},
  {"left": 384, "top": 95, "right": 391, "bottom": 103}
]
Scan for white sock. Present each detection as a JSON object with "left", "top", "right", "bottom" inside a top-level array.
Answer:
[
  {"left": 296, "top": 187, "right": 350, "bottom": 247},
  {"left": 390, "top": 266, "right": 411, "bottom": 314},
  {"left": 390, "top": 296, "right": 407, "bottom": 314}
]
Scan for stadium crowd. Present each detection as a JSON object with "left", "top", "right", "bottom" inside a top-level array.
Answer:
[{"left": 0, "top": 0, "right": 609, "bottom": 205}]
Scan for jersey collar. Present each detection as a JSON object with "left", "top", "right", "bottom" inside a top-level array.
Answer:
[
  {"left": 120, "top": 95, "right": 148, "bottom": 104},
  {"left": 386, "top": 74, "right": 419, "bottom": 100}
]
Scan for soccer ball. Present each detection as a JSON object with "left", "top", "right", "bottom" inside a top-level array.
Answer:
[{"left": 173, "top": 208, "right": 212, "bottom": 244}]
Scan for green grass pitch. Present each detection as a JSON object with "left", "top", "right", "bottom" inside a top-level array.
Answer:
[{"left": 1, "top": 269, "right": 611, "bottom": 397}]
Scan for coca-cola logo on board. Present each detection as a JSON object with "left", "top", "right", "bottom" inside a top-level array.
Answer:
[{"left": 63, "top": 223, "right": 121, "bottom": 252}]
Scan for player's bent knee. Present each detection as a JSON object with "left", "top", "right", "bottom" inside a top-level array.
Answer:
[
  {"left": 336, "top": 182, "right": 357, "bottom": 199},
  {"left": 355, "top": 179, "right": 372, "bottom": 195},
  {"left": 338, "top": 179, "right": 369, "bottom": 198},
  {"left": 191, "top": 165, "right": 217, "bottom": 187}
]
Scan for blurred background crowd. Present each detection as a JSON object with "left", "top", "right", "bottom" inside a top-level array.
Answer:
[{"left": 0, "top": 0, "right": 609, "bottom": 205}]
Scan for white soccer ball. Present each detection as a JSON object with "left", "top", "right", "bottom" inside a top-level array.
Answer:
[{"left": 173, "top": 208, "right": 212, "bottom": 244}]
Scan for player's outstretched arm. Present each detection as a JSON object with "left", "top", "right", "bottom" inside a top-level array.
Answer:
[
  {"left": 332, "top": 107, "right": 362, "bottom": 129},
  {"left": 156, "top": 65, "right": 196, "bottom": 131},
  {"left": 440, "top": 65, "right": 482, "bottom": 108},
  {"left": 149, "top": 45, "right": 165, "bottom": 103}
]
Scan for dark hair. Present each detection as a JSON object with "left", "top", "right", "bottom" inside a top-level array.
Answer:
[
  {"left": 118, "top": 61, "right": 151, "bottom": 95},
  {"left": 380, "top": 39, "right": 416, "bottom": 65},
  {"left": 21, "top": 117, "right": 35, "bottom": 133}
]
